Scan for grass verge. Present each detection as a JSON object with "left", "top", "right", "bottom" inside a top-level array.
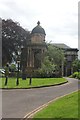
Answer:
[
  {"left": 0, "top": 77, "right": 67, "bottom": 88},
  {"left": 32, "top": 90, "right": 79, "bottom": 119}
]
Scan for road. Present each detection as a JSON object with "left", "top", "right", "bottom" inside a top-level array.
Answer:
[{"left": 2, "top": 78, "right": 80, "bottom": 119}]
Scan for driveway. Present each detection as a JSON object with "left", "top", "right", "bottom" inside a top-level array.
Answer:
[{"left": 2, "top": 78, "right": 79, "bottom": 119}]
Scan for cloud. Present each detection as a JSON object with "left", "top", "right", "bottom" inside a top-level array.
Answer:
[{"left": 0, "top": 0, "right": 79, "bottom": 48}]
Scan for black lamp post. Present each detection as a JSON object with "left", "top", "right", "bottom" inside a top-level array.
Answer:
[
  {"left": 16, "top": 47, "right": 21, "bottom": 86},
  {"left": 16, "top": 60, "right": 20, "bottom": 86}
]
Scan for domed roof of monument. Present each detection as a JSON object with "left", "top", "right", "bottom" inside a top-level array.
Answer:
[{"left": 31, "top": 21, "right": 46, "bottom": 35}]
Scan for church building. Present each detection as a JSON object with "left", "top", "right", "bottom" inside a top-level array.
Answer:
[
  {"left": 21, "top": 21, "right": 78, "bottom": 77},
  {"left": 53, "top": 43, "right": 78, "bottom": 76},
  {"left": 21, "top": 21, "right": 47, "bottom": 78}
]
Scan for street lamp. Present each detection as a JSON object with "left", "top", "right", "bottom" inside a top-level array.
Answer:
[
  {"left": 16, "top": 60, "right": 20, "bottom": 86},
  {"left": 16, "top": 47, "right": 21, "bottom": 86}
]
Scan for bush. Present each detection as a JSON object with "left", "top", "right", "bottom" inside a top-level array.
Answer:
[
  {"left": 77, "top": 72, "right": 80, "bottom": 79},
  {"left": 69, "top": 72, "right": 80, "bottom": 79},
  {"left": 72, "top": 72, "right": 79, "bottom": 78},
  {"left": 31, "top": 69, "right": 61, "bottom": 78}
]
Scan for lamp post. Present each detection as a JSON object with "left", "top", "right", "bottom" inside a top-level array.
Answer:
[
  {"left": 16, "top": 60, "right": 20, "bottom": 86},
  {"left": 16, "top": 47, "right": 21, "bottom": 86},
  {"left": 5, "top": 63, "right": 9, "bottom": 86}
]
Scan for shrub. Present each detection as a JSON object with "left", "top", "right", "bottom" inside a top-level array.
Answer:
[
  {"left": 72, "top": 72, "right": 79, "bottom": 78},
  {"left": 31, "top": 69, "right": 61, "bottom": 78},
  {"left": 69, "top": 72, "right": 80, "bottom": 79},
  {"left": 77, "top": 72, "right": 80, "bottom": 79}
]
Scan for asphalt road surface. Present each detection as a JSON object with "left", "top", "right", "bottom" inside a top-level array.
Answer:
[{"left": 2, "top": 78, "right": 80, "bottom": 119}]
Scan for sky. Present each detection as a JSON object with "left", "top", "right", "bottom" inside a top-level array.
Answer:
[{"left": 0, "top": 0, "right": 79, "bottom": 48}]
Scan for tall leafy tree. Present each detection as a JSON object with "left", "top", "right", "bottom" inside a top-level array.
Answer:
[
  {"left": 45, "top": 44, "right": 64, "bottom": 69},
  {"left": 39, "top": 44, "right": 64, "bottom": 77},
  {"left": 2, "top": 19, "right": 30, "bottom": 66}
]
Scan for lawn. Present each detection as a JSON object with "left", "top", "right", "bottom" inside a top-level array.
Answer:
[
  {"left": 0, "top": 77, "right": 67, "bottom": 88},
  {"left": 32, "top": 90, "right": 79, "bottom": 119}
]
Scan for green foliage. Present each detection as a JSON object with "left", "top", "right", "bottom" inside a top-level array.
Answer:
[
  {"left": 69, "top": 72, "right": 78, "bottom": 78},
  {"left": 39, "top": 44, "right": 64, "bottom": 77},
  {"left": 77, "top": 72, "right": 80, "bottom": 79},
  {"left": 39, "top": 56, "right": 56, "bottom": 77},
  {"left": 70, "top": 59, "right": 80, "bottom": 79},
  {"left": 72, "top": 59, "right": 80, "bottom": 72},
  {"left": 10, "top": 65, "right": 17, "bottom": 77},
  {"left": 9, "top": 63, "right": 16, "bottom": 72},
  {"left": 46, "top": 44, "right": 64, "bottom": 66},
  {"left": 32, "top": 56, "right": 60, "bottom": 78},
  {"left": 69, "top": 72, "right": 80, "bottom": 79}
]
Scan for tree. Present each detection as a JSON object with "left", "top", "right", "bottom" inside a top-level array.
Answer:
[
  {"left": 72, "top": 59, "right": 80, "bottom": 72},
  {"left": 46, "top": 44, "right": 64, "bottom": 64},
  {"left": 9, "top": 63, "right": 17, "bottom": 72},
  {"left": 2, "top": 19, "right": 30, "bottom": 66},
  {"left": 39, "top": 44, "right": 64, "bottom": 77},
  {"left": 39, "top": 56, "right": 56, "bottom": 77},
  {"left": 45, "top": 44, "right": 64, "bottom": 70}
]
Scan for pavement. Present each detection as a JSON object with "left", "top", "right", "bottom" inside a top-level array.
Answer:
[{"left": 1, "top": 77, "right": 80, "bottom": 119}]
